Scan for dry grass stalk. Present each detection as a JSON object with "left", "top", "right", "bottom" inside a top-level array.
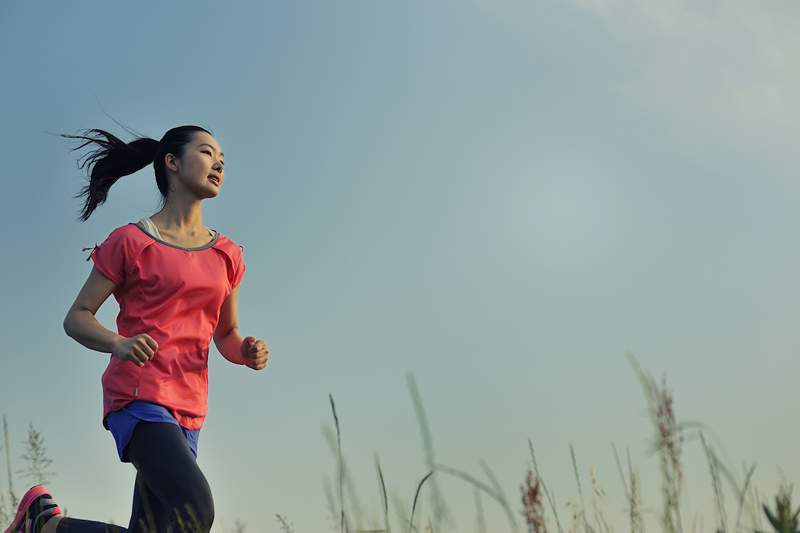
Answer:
[
  {"left": 626, "top": 352, "right": 684, "bottom": 533},
  {"left": 734, "top": 462, "right": 758, "bottom": 532},
  {"left": 569, "top": 444, "right": 593, "bottom": 533},
  {"left": 529, "top": 440, "right": 563, "bottom": 533},
  {"left": 696, "top": 431, "right": 759, "bottom": 533},
  {"left": 521, "top": 468, "right": 547, "bottom": 533},
  {"left": 407, "top": 373, "right": 450, "bottom": 531},
  {"left": 713, "top": 454, "right": 759, "bottom": 533},
  {"left": 228, "top": 518, "right": 247, "bottom": 533},
  {"left": 410, "top": 471, "right": 433, "bottom": 533},
  {"left": 435, "top": 463, "right": 519, "bottom": 532},
  {"left": 480, "top": 459, "right": 519, "bottom": 532},
  {"left": 611, "top": 443, "right": 644, "bottom": 533},
  {"left": 324, "top": 475, "right": 340, "bottom": 531},
  {"left": 374, "top": 454, "right": 390, "bottom": 533},
  {"left": 589, "top": 466, "right": 612, "bottom": 533},
  {"left": 275, "top": 513, "right": 294, "bottom": 533},
  {"left": 328, "top": 394, "right": 351, "bottom": 533},
  {"left": 0, "top": 491, "right": 9, "bottom": 527},
  {"left": 656, "top": 374, "right": 683, "bottom": 533},
  {"left": 17, "top": 423, "right": 55, "bottom": 487},
  {"left": 754, "top": 485, "right": 767, "bottom": 531},
  {"left": 627, "top": 450, "right": 644, "bottom": 533},
  {"left": 321, "top": 423, "right": 368, "bottom": 530},
  {"left": 475, "top": 487, "right": 487, "bottom": 533},
  {"left": 699, "top": 432, "right": 727, "bottom": 533},
  {"left": 3, "top": 415, "right": 18, "bottom": 511},
  {"left": 564, "top": 500, "right": 582, "bottom": 533}
]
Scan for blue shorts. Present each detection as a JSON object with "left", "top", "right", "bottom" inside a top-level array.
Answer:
[{"left": 105, "top": 401, "right": 201, "bottom": 463}]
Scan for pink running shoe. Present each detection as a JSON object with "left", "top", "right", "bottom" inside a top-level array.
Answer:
[{"left": 3, "top": 485, "right": 62, "bottom": 533}]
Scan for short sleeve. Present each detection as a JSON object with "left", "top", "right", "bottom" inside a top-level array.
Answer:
[
  {"left": 89, "top": 227, "right": 128, "bottom": 286},
  {"left": 231, "top": 245, "right": 246, "bottom": 289}
]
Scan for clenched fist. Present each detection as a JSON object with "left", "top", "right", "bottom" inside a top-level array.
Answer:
[
  {"left": 112, "top": 334, "right": 159, "bottom": 367},
  {"left": 241, "top": 336, "right": 269, "bottom": 370}
]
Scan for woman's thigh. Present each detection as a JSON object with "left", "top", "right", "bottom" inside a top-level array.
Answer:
[{"left": 126, "top": 422, "right": 215, "bottom": 532}]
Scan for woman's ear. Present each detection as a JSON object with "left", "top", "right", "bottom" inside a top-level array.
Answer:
[{"left": 164, "top": 152, "right": 179, "bottom": 173}]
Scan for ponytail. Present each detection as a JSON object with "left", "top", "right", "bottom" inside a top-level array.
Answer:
[
  {"left": 62, "top": 124, "right": 212, "bottom": 221},
  {"left": 61, "top": 129, "right": 157, "bottom": 221}
]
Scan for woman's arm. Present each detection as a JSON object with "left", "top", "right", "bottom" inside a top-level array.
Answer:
[
  {"left": 63, "top": 266, "right": 125, "bottom": 353},
  {"left": 214, "top": 285, "right": 270, "bottom": 370},
  {"left": 214, "top": 285, "right": 246, "bottom": 365},
  {"left": 64, "top": 267, "right": 159, "bottom": 366}
]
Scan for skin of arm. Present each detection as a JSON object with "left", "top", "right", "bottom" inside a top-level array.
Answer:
[
  {"left": 63, "top": 266, "right": 126, "bottom": 353},
  {"left": 215, "top": 285, "right": 269, "bottom": 370},
  {"left": 213, "top": 284, "right": 247, "bottom": 365}
]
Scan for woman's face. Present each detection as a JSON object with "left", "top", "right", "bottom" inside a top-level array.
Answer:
[{"left": 166, "top": 131, "right": 225, "bottom": 199}]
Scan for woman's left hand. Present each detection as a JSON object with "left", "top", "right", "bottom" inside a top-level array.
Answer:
[{"left": 241, "top": 336, "right": 269, "bottom": 370}]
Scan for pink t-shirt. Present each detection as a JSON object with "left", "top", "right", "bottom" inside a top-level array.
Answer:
[{"left": 88, "top": 222, "right": 246, "bottom": 430}]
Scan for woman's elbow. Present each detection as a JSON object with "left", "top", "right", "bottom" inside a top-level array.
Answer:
[
  {"left": 63, "top": 308, "right": 82, "bottom": 338},
  {"left": 63, "top": 313, "right": 73, "bottom": 338}
]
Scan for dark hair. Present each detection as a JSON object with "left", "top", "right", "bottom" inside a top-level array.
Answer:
[{"left": 61, "top": 125, "right": 213, "bottom": 221}]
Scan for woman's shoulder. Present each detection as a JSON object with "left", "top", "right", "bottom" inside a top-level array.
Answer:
[
  {"left": 211, "top": 230, "right": 244, "bottom": 252},
  {"left": 97, "top": 222, "right": 154, "bottom": 246},
  {"left": 86, "top": 223, "right": 156, "bottom": 271},
  {"left": 210, "top": 231, "right": 246, "bottom": 271},
  {"left": 92, "top": 223, "right": 156, "bottom": 256}
]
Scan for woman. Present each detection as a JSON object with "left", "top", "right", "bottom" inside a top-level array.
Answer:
[{"left": 4, "top": 125, "right": 269, "bottom": 533}]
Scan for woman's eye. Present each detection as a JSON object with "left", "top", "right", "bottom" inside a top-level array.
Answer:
[{"left": 202, "top": 150, "right": 223, "bottom": 167}]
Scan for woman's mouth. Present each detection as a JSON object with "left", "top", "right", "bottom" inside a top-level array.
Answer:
[{"left": 208, "top": 175, "right": 220, "bottom": 186}]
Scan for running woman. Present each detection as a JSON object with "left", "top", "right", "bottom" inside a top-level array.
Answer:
[{"left": 4, "top": 125, "right": 269, "bottom": 533}]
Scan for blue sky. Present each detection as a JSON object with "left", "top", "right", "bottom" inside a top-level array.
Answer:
[{"left": 1, "top": 1, "right": 799, "bottom": 531}]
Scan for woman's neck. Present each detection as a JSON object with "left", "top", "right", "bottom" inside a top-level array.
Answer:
[{"left": 151, "top": 198, "right": 206, "bottom": 235}]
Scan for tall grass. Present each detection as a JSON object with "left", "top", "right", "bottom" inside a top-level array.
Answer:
[
  {"left": 2, "top": 352, "right": 797, "bottom": 532},
  {"left": 320, "top": 354, "right": 797, "bottom": 533}
]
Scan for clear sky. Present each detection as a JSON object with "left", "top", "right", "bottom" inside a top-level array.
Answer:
[{"left": 1, "top": 1, "right": 799, "bottom": 531}]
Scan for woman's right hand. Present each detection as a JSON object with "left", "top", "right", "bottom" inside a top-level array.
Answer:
[{"left": 112, "top": 334, "right": 159, "bottom": 367}]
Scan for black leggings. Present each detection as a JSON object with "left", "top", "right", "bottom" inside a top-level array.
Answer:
[{"left": 56, "top": 422, "right": 215, "bottom": 533}]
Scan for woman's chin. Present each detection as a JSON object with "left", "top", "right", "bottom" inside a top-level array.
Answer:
[{"left": 197, "top": 184, "right": 221, "bottom": 199}]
